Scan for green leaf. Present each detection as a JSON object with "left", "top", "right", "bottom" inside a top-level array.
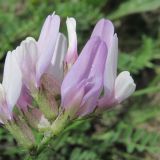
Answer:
[
  {"left": 108, "top": 0, "right": 160, "bottom": 20},
  {"left": 119, "top": 36, "right": 160, "bottom": 74}
]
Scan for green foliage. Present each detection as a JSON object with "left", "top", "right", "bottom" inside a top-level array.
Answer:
[
  {"left": 70, "top": 148, "right": 99, "bottom": 160},
  {"left": 0, "top": 127, "right": 24, "bottom": 158},
  {"left": 119, "top": 36, "right": 160, "bottom": 74},
  {"left": 95, "top": 122, "right": 160, "bottom": 154},
  {"left": 108, "top": 0, "right": 160, "bottom": 20}
]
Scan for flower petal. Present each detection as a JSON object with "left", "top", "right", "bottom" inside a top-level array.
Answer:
[
  {"left": 17, "top": 85, "right": 32, "bottom": 111},
  {"left": 0, "top": 84, "right": 11, "bottom": 122},
  {"left": 91, "top": 19, "right": 114, "bottom": 47},
  {"left": 62, "top": 80, "right": 85, "bottom": 118},
  {"left": 36, "top": 14, "right": 60, "bottom": 85},
  {"left": 114, "top": 71, "right": 136, "bottom": 103},
  {"left": 47, "top": 33, "right": 67, "bottom": 82},
  {"left": 91, "top": 19, "right": 117, "bottom": 98},
  {"left": 14, "top": 37, "right": 38, "bottom": 89},
  {"left": 61, "top": 37, "right": 101, "bottom": 98},
  {"left": 103, "top": 34, "right": 118, "bottom": 97},
  {"left": 2, "top": 52, "right": 22, "bottom": 111},
  {"left": 78, "top": 41, "right": 107, "bottom": 116},
  {"left": 65, "top": 17, "right": 78, "bottom": 65},
  {"left": 23, "top": 37, "right": 38, "bottom": 68}
]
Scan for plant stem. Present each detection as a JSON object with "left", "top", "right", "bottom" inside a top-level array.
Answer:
[
  {"left": 36, "top": 131, "right": 53, "bottom": 155},
  {"left": 32, "top": 112, "right": 70, "bottom": 157}
]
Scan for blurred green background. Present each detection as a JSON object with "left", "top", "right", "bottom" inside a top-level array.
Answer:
[{"left": 0, "top": 0, "right": 160, "bottom": 159}]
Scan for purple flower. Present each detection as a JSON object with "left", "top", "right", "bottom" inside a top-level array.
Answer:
[
  {"left": 61, "top": 19, "right": 136, "bottom": 117},
  {"left": 0, "top": 14, "right": 135, "bottom": 122},
  {"left": 61, "top": 37, "right": 107, "bottom": 117},
  {"left": 0, "top": 13, "right": 137, "bottom": 150},
  {"left": 91, "top": 19, "right": 136, "bottom": 108}
]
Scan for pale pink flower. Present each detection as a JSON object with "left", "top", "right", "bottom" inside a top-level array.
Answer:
[
  {"left": 14, "top": 13, "right": 61, "bottom": 92},
  {"left": 0, "top": 52, "right": 22, "bottom": 122}
]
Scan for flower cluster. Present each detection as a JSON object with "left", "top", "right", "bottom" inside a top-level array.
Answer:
[{"left": 0, "top": 13, "right": 136, "bottom": 150}]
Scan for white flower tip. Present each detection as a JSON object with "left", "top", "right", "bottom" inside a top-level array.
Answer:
[
  {"left": 65, "top": 17, "right": 78, "bottom": 66},
  {"left": 51, "top": 13, "right": 60, "bottom": 21},
  {"left": 26, "top": 37, "right": 36, "bottom": 42},
  {"left": 66, "top": 17, "right": 76, "bottom": 29},
  {"left": 115, "top": 71, "right": 136, "bottom": 103},
  {"left": 20, "top": 37, "right": 36, "bottom": 47}
]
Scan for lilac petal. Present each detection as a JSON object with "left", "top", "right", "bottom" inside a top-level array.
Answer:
[
  {"left": 13, "top": 46, "right": 24, "bottom": 67},
  {"left": 78, "top": 42, "right": 107, "bottom": 116},
  {"left": 98, "top": 34, "right": 119, "bottom": 108},
  {"left": 21, "top": 37, "right": 38, "bottom": 77},
  {"left": 47, "top": 33, "right": 67, "bottom": 82},
  {"left": 0, "top": 84, "right": 11, "bottom": 122},
  {"left": 15, "top": 37, "right": 37, "bottom": 66},
  {"left": 0, "top": 104, "right": 11, "bottom": 122},
  {"left": 2, "top": 52, "right": 22, "bottom": 111},
  {"left": 61, "top": 37, "right": 101, "bottom": 98},
  {"left": 14, "top": 37, "right": 38, "bottom": 90},
  {"left": 114, "top": 71, "right": 136, "bottom": 103},
  {"left": 23, "top": 37, "right": 38, "bottom": 69},
  {"left": 61, "top": 80, "right": 85, "bottom": 117},
  {"left": 91, "top": 19, "right": 114, "bottom": 47},
  {"left": 91, "top": 19, "right": 117, "bottom": 98},
  {"left": 17, "top": 85, "right": 32, "bottom": 111},
  {"left": 98, "top": 93, "right": 115, "bottom": 108},
  {"left": 36, "top": 14, "right": 60, "bottom": 85},
  {"left": 38, "top": 15, "right": 52, "bottom": 50},
  {"left": 103, "top": 34, "right": 118, "bottom": 97}
]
